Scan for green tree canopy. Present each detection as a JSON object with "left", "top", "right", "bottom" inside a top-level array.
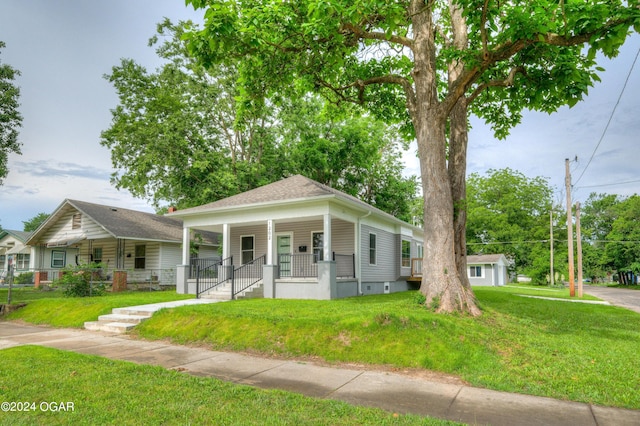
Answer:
[
  {"left": 0, "top": 41, "right": 23, "bottom": 184},
  {"left": 22, "top": 212, "right": 50, "bottom": 233},
  {"left": 101, "top": 20, "right": 418, "bottom": 218},
  {"left": 184, "top": 0, "right": 639, "bottom": 314},
  {"left": 466, "top": 168, "right": 555, "bottom": 283}
]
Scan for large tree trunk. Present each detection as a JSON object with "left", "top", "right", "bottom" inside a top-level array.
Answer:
[
  {"left": 448, "top": 0, "right": 474, "bottom": 293},
  {"left": 412, "top": 0, "right": 480, "bottom": 316},
  {"left": 448, "top": 98, "right": 473, "bottom": 292}
]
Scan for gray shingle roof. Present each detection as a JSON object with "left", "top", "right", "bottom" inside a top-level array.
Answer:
[
  {"left": 170, "top": 175, "right": 405, "bottom": 227},
  {"left": 467, "top": 254, "right": 506, "bottom": 264},
  {"left": 0, "top": 230, "right": 32, "bottom": 243},
  {"left": 28, "top": 200, "right": 218, "bottom": 245}
]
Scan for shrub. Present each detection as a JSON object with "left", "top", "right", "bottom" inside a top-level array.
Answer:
[
  {"left": 14, "top": 272, "right": 34, "bottom": 285},
  {"left": 60, "top": 263, "right": 106, "bottom": 297}
]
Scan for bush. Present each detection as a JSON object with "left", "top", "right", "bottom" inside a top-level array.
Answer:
[
  {"left": 60, "top": 264, "right": 106, "bottom": 297},
  {"left": 14, "top": 272, "right": 34, "bottom": 285}
]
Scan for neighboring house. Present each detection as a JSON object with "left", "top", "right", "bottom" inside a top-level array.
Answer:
[
  {"left": 0, "top": 230, "right": 34, "bottom": 281},
  {"left": 26, "top": 200, "right": 220, "bottom": 286},
  {"left": 168, "top": 175, "right": 424, "bottom": 300},
  {"left": 466, "top": 254, "right": 509, "bottom": 286}
]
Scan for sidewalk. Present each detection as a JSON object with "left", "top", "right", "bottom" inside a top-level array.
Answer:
[{"left": 1, "top": 322, "right": 639, "bottom": 425}]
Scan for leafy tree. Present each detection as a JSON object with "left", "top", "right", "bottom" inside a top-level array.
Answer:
[
  {"left": 278, "top": 98, "right": 418, "bottom": 221},
  {"left": 0, "top": 41, "right": 23, "bottom": 184},
  {"left": 466, "top": 168, "right": 554, "bottom": 283},
  {"left": 22, "top": 212, "right": 50, "bottom": 232},
  {"left": 604, "top": 195, "right": 640, "bottom": 277},
  {"left": 102, "top": 20, "right": 417, "bottom": 217},
  {"left": 184, "top": 0, "right": 639, "bottom": 314},
  {"left": 580, "top": 193, "right": 621, "bottom": 281}
]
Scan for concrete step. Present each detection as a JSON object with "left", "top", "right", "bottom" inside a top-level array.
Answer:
[
  {"left": 97, "top": 313, "right": 151, "bottom": 324},
  {"left": 84, "top": 321, "right": 137, "bottom": 333}
]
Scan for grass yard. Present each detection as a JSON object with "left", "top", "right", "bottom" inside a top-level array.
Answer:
[
  {"left": 2, "top": 288, "right": 192, "bottom": 327},
  {"left": 131, "top": 287, "right": 640, "bottom": 409},
  {"left": 3, "top": 285, "right": 640, "bottom": 409},
  {"left": 0, "top": 346, "right": 456, "bottom": 426}
]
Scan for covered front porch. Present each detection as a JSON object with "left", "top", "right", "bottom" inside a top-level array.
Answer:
[{"left": 177, "top": 212, "right": 362, "bottom": 300}]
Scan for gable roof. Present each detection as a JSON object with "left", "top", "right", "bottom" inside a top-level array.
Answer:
[
  {"left": 27, "top": 199, "right": 218, "bottom": 245},
  {"left": 0, "top": 229, "right": 32, "bottom": 243},
  {"left": 169, "top": 174, "right": 420, "bottom": 230}
]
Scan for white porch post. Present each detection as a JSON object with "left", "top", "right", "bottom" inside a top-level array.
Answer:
[
  {"left": 222, "top": 223, "right": 230, "bottom": 260},
  {"left": 267, "top": 219, "right": 274, "bottom": 264},
  {"left": 182, "top": 226, "right": 190, "bottom": 265},
  {"left": 323, "top": 214, "right": 332, "bottom": 261}
]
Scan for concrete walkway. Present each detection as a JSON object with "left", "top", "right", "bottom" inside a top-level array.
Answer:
[{"left": 1, "top": 321, "right": 639, "bottom": 425}]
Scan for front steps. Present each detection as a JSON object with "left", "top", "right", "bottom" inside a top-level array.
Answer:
[
  {"left": 84, "top": 311, "right": 152, "bottom": 334},
  {"left": 200, "top": 282, "right": 263, "bottom": 300},
  {"left": 83, "top": 299, "right": 221, "bottom": 334}
]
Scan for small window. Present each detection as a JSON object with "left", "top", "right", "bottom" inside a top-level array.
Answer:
[
  {"left": 16, "top": 253, "right": 30, "bottom": 270},
  {"left": 72, "top": 213, "right": 82, "bottom": 229},
  {"left": 401, "top": 240, "right": 411, "bottom": 268},
  {"left": 51, "top": 251, "right": 66, "bottom": 268},
  {"left": 93, "top": 247, "right": 103, "bottom": 264},
  {"left": 369, "top": 233, "right": 377, "bottom": 265},
  {"left": 134, "top": 245, "right": 146, "bottom": 269},
  {"left": 469, "top": 266, "right": 482, "bottom": 278},
  {"left": 417, "top": 243, "right": 424, "bottom": 259},
  {"left": 312, "top": 232, "right": 324, "bottom": 262},
  {"left": 241, "top": 236, "right": 254, "bottom": 264}
]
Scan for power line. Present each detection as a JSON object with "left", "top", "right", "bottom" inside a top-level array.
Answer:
[
  {"left": 573, "top": 46, "right": 640, "bottom": 186},
  {"left": 576, "top": 178, "right": 640, "bottom": 190}
]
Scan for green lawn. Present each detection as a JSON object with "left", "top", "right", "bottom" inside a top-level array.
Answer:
[
  {"left": 4, "top": 286, "right": 640, "bottom": 409},
  {"left": 2, "top": 288, "right": 192, "bottom": 327},
  {"left": 0, "top": 346, "right": 455, "bottom": 425}
]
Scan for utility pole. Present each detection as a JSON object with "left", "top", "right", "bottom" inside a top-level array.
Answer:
[
  {"left": 550, "top": 210, "right": 554, "bottom": 286},
  {"left": 565, "top": 158, "right": 575, "bottom": 297},
  {"left": 576, "top": 202, "right": 584, "bottom": 298}
]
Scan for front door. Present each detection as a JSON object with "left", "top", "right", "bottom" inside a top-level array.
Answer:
[{"left": 277, "top": 234, "right": 292, "bottom": 276}]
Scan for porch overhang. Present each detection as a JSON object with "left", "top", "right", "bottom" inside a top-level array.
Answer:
[{"left": 46, "top": 236, "right": 85, "bottom": 248}]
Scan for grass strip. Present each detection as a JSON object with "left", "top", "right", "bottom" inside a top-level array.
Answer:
[
  {"left": 0, "top": 346, "right": 457, "bottom": 425},
  {"left": 2, "top": 289, "right": 192, "bottom": 327},
  {"left": 5, "top": 286, "right": 640, "bottom": 409}
]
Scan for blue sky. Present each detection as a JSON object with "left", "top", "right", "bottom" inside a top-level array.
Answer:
[{"left": 1, "top": 1, "right": 639, "bottom": 231}]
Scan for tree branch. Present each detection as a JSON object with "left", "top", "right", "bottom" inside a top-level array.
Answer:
[
  {"left": 466, "top": 66, "right": 526, "bottom": 103},
  {"left": 340, "top": 23, "right": 414, "bottom": 49}
]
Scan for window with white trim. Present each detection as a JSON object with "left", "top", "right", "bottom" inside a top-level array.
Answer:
[
  {"left": 401, "top": 240, "right": 411, "bottom": 268},
  {"left": 312, "top": 231, "right": 324, "bottom": 262},
  {"left": 134, "top": 245, "right": 146, "bottom": 269},
  {"left": 469, "top": 265, "right": 483, "bottom": 278},
  {"left": 369, "top": 233, "right": 377, "bottom": 265},
  {"left": 241, "top": 235, "right": 254, "bottom": 264},
  {"left": 93, "top": 247, "right": 103, "bottom": 264},
  {"left": 51, "top": 251, "right": 66, "bottom": 268},
  {"left": 15, "top": 253, "right": 30, "bottom": 270}
]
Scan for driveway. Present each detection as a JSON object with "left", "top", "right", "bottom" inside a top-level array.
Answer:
[{"left": 583, "top": 285, "right": 640, "bottom": 314}]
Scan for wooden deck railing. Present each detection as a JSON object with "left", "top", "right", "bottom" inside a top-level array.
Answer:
[{"left": 411, "top": 258, "right": 422, "bottom": 278}]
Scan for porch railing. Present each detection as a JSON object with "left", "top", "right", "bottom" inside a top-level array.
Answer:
[
  {"left": 279, "top": 253, "right": 318, "bottom": 278},
  {"left": 195, "top": 256, "right": 232, "bottom": 297},
  {"left": 278, "top": 252, "right": 355, "bottom": 279},
  {"left": 231, "top": 254, "right": 266, "bottom": 299},
  {"left": 334, "top": 253, "right": 355, "bottom": 278}
]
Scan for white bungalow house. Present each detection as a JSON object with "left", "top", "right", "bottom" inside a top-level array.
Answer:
[
  {"left": 168, "top": 175, "right": 424, "bottom": 300},
  {"left": 466, "top": 254, "right": 510, "bottom": 286},
  {"left": 26, "top": 199, "right": 220, "bottom": 287},
  {"left": 0, "top": 230, "right": 34, "bottom": 281}
]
